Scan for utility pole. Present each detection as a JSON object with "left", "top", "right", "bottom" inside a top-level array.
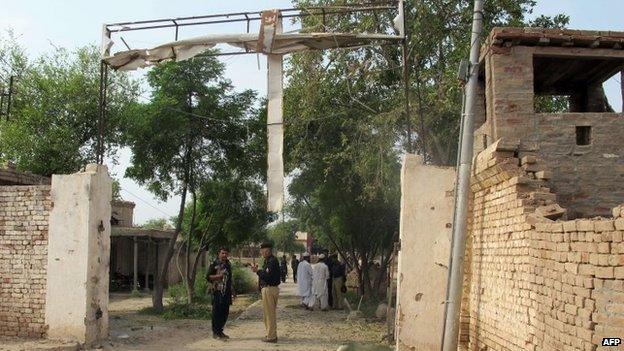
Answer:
[
  {"left": 441, "top": 1, "right": 484, "bottom": 350},
  {"left": 1, "top": 76, "right": 14, "bottom": 121}
]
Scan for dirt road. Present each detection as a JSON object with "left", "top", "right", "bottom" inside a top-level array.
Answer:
[{"left": 107, "top": 282, "right": 389, "bottom": 351}]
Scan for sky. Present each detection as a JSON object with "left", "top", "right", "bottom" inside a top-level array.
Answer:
[{"left": 1, "top": 0, "right": 622, "bottom": 224}]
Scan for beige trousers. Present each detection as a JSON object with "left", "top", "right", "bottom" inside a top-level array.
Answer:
[
  {"left": 261, "top": 286, "right": 279, "bottom": 339},
  {"left": 332, "top": 277, "right": 344, "bottom": 309}
]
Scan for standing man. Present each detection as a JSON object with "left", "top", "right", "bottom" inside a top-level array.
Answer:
[
  {"left": 291, "top": 255, "right": 299, "bottom": 283},
  {"left": 331, "top": 255, "right": 347, "bottom": 310},
  {"left": 207, "top": 247, "right": 234, "bottom": 340},
  {"left": 326, "top": 253, "right": 335, "bottom": 308},
  {"left": 280, "top": 255, "right": 288, "bottom": 283},
  {"left": 296, "top": 253, "right": 313, "bottom": 309},
  {"left": 312, "top": 253, "right": 330, "bottom": 311},
  {"left": 252, "top": 242, "right": 280, "bottom": 343}
]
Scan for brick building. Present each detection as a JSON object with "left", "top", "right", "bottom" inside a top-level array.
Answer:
[{"left": 461, "top": 28, "right": 624, "bottom": 351}]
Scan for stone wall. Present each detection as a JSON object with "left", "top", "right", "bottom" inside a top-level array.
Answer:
[
  {"left": 395, "top": 155, "right": 455, "bottom": 351},
  {"left": 0, "top": 185, "right": 52, "bottom": 338},
  {"left": 461, "top": 139, "right": 624, "bottom": 351}
]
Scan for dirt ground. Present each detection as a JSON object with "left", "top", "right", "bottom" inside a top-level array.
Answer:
[
  {"left": 105, "top": 281, "right": 390, "bottom": 351},
  {"left": 0, "top": 281, "right": 390, "bottom": 351}
]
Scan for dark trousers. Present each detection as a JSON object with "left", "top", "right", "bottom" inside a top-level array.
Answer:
[
  {"left": 327, "top": 278, "right": 333, "bottom": 307},
  {"left": 293, "top": 270, "right": 297, "bottom": 283},
  {"left": 211, "top": 293, "right": 230, "bottom": 335}
]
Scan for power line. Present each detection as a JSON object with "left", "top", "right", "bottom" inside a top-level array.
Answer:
[{"left": 120, "top": 186, "right": 176, "bottom": 218}]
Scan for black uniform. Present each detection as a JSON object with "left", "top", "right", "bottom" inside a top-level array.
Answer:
[
  {"left": 280, "top": 257, "right": 288, "bottom": 283},
  {"left": 207, "top": 259, "right": 233, "bottom": 336},
  {"left": 256, "top": 255, "right": 281, "bottom": 288},
  {"left": 326, "top": 256, "right": 334, "bottom": 307},
  {"left": 291, "top": 257, "right": 299, "bottom": 283}
]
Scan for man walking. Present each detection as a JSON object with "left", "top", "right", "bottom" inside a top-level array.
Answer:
[
  {"left": 312, "top": 253, "right": 330, "bottom": 311},
  {"left": 252, "top": 242, "right": 281, "bottom": 343},
  {"left": 291, "top": 255, "right": 299, "bottom": 283},
  {"left": 331, "top": 255, "right": 347, "bottom": 310},
  {"left": 296, "top": 253, "right": 313, "bottom": 309},
  {"left": 207, "top": 247, "right": 234, "bottom": 340},
  {"left": 280, "top": 255, "right": 288, "bottom": 283}
]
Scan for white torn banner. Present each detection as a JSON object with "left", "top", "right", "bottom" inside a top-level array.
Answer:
[{"left": 266, "top": 53, "right": 284, "bottom": 213}]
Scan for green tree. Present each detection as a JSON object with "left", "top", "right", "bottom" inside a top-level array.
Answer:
[
  {"left": 267, "top": 220, "right": 306, "bottom": 254},
  {"left": 142, "top": 218, "right": 173, "bottom": 230},
  {"left": 284, "top": 0, "right": 569, "bottom": 298},
  {"left": 0, "top": 34, "right": 138, "bottom": 175},
  {"left": 122, "top": 52, "right": 257, "bottom": 311}
]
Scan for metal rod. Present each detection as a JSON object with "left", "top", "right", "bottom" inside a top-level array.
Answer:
[
  {"left": 441, "top": 1, "right": 484, "bottom": 350},
  {"left": 106, "top": 3, "right": 396, "bottom": 27},
  {"left": 105, "top": 6, "right": 396, "bottom": 33}
]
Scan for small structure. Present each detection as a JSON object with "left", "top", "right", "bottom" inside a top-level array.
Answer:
[
  {"left": 110, "top": 200, "right": 175, "bottom": 292},
  {"left": 295, "top": 231, "right": 314, "bottom": 253}
]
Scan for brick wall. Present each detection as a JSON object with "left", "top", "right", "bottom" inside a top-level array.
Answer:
[
  {"left": 478, "top": 43, "right": 624, "bottom": 218},
  {"left": 536, "top": 113, "right": 624, "bottom": 218},
  {"left": 0, "top": 185, "right": 51, "bottom": 338},
  {"left": 462, "top": 139, "right": 624, "bottom": 351}
]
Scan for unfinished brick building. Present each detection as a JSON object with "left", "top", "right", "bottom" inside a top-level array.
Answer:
[{"left": 461, "top": 28, "right": 624, "bottom": 351}]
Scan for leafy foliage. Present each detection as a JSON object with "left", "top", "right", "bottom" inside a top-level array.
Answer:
[
  {"left": 267, "top": 220, "right": 306, "bottom": 254},
  {"left": 0, "top": 34, "right": 138, "bottom": 176}
]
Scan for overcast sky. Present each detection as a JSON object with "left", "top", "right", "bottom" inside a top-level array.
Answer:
[{"left": 1, "top": 1, "right": 622, "bottom": 224}]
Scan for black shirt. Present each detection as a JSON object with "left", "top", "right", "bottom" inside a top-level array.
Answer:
[
  {"left": 207, "top": 259, "right": 233, "bottom": 303},
  {"left": 257, "top": 255, "right": 281, "bottom": 288},
  {"left": 331, "top": 262, "right": 346, "bottom": 278}
]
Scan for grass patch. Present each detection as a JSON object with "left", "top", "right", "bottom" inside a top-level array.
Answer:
[{"left": 138, "top": 302, "right": 212, "bottom": 320}]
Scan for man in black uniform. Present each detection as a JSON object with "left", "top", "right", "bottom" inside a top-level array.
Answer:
[
  {"left": 207, "top": 247, "right": 234, "bottom": 340},
  {"left": 291, "top": 255, "right": 299, "bottom": 283},
  {"left": 252, "top": 242, "right": 281, "bottom": 343}
]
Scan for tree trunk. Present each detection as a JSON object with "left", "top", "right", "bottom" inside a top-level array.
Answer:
[
  {"left": 152, "top": 147, "right": 192, "bottom": 312},
  {"left": 185, "top": 191, "right": 198, "bottom": 304}
]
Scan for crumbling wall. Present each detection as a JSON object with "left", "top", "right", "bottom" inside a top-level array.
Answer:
[
  {"left": 479, "top": 40, "right": 624, "bottom": 218},
  {"left": 0, "top": 185, "right": 52, "bottom": 338},
  {"left": 395, "top": 154, "right": 455, "bottom": 351},
  {"left": 462, "top": 139, "right": 624, "bottom": 351}
]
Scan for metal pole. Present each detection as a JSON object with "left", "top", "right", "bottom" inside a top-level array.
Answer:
[{"left": 441, "top": 1, "right": 483, "bottom": 350}]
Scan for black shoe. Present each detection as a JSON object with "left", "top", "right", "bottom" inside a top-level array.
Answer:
[{"left": 262, "top": 337, "right": 278, "bottom": 343}]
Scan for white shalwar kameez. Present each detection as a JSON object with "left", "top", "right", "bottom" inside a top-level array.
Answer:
[
  {"left": 297, "top": 260, "right": 314, "bottom": 307},
  {"left": 312, "top": 261, "right": 330, "bottom": 310}
]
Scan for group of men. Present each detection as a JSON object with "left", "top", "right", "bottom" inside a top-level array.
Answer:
[
  {"left": 205, "top": 243, "right": 347, "bottom": 344},
  {"left": 295, "top": 252, "right": 347, "bottom": 311}
]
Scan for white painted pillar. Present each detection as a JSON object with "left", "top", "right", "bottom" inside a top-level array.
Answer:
[{"left": 45, "top": 164, "right": 111, "bottom": 347}]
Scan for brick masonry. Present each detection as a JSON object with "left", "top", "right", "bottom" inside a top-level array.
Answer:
[
  {"left": 0, "top": 185, "right": 52, "bottom": 338},
  {"left": 476, "top": 36, "right": 624, "bottom": 218},
  {"left": 461, "top": 140, "right": 624, "bottom": 351}
]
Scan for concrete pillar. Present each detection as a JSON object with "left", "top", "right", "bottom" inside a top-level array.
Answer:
[
  {"left": 133, "top": 236, "right": 138, "bottom": 292},
  {"left": 395, "top": 155, "right": 456, "bottom": 351},
  {"left": 144, "top": 241, "right": 150, "bottom": 292},
  {"left": 45, "top": 164, "right": 111, "bottom": 347}
]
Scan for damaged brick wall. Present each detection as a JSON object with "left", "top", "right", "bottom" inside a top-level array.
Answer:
[
  {"left": 0, "top": 185, "right": 51, "bottom": 338},
  {"left": 461, "top": 140, "right": 624, "bottom": 351}
]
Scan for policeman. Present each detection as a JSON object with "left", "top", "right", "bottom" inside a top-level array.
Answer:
[{"left": 252, "top": 242, "right": 281, "bottom": 343}]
